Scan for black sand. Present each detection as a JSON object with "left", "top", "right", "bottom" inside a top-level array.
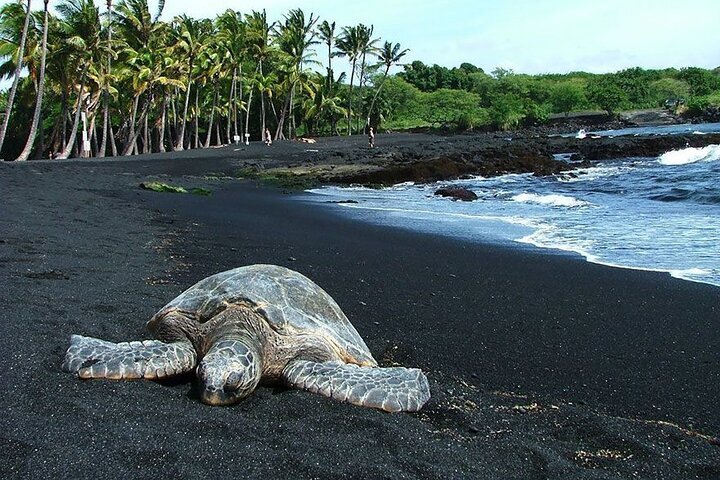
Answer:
[{"left": 1, "top": 135, "right": 719, "bottom": 479}]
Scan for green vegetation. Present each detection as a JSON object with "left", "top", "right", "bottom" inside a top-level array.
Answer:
[
  {"left": 139, "top": 181, "right": 211, "bottom": 195},
  {"left": 378, "top": 63, "right": 720, "bottom": 130},
  {"left": 0, "top": 1, "right": 718, "bottom": 161}
]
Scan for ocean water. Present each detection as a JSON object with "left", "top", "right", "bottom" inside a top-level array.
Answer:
[
  {"left": 558, "top": 121, "right": 720, "bottom": 138},
  {"left": 304, "top": 128, "right": 720, "bottom": 288}
]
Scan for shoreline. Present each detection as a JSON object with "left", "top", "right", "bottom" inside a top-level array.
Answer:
[
  {"left": 302, "top": 181, "right": 720, "bottom": 291},
  {"left": 2, "top": 137, "right": 719, "bottom": 478}
]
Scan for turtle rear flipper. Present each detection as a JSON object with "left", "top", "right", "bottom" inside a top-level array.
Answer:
[
  {"left": 62, "top": 334, "right": 196, "bottom": 380},
  {"left": 283, "top": 360, "right": 430, "bottom": 412}
]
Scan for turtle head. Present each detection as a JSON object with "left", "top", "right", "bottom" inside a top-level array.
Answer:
[{"left": 197, "top": 339, "right": 261, "bottom": 406}]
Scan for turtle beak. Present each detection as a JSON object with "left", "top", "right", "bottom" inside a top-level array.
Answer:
[
  {"left": 196, "top": 364, "right": 245, "bottom": 406},
  {"left": 196, "top": 356, "right": 258, "bottom": 406},
  {"left": 199, "top": 386, "right": 239, "bottom": 406}
]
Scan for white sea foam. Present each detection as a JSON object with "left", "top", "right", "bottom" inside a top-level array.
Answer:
[
  {"left": 517, "top": 230, "right": 720, "bottom": 287},
  {"left": 692, "top": 131, "right": 707, "bottom": 135},
  {"left": 559, "top": 165, "right": 628, "bottom": 182},
  {"left": 512, "top": 193, "right": 589, "bottom": 207},
  {"left": 658, "top": 144, "right": 720, "bottom": 166}
]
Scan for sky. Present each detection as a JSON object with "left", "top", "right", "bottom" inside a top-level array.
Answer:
[
  {"left": 155, "top": 0, "right": 720, "bottom": 75},
  {"left": 6, "top": 0, "right": 720, "bottom": 76}
]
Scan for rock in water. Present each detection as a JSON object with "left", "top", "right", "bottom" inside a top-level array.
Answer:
[{"left": 434, "top": 187, "right": 478, "bottom": 201}]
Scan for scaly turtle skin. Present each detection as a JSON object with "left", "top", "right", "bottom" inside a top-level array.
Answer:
[{"left": 62, "top": 265, "right": 430, "bottom": 412}]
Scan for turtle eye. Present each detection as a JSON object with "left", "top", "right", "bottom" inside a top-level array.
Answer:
[{"left": 224, "top": 371, "right": 242, "bottom": 392}]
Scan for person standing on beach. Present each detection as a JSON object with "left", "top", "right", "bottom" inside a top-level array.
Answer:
[
  {"left": 264, "top": 127, "right": 272, "bottom": 146},
  {"left": 368, "top": 126, "right": 375, "bottom": 148}
]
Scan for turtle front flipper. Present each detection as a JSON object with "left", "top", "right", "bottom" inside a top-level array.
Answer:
[
  {"left": 282, "top": 360, "right": 430, "bottom": 412},
  {"left": 62, "top": 334, "right": 196, "bottom": 380}
]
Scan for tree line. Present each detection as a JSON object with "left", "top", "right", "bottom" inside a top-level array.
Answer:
[
  {"left": 1, "top": 1, "right": 719, "bottom": 161},
  {"left": 378, "top": 62, "right": 720, "bottom": 131},
  {"left": 0, "top": 0, "right": 408, "bottom": 160}
]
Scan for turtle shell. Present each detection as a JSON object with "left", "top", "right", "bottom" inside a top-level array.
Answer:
[{"left": 151, "top": 265, "right": 376, "bottom": 366}]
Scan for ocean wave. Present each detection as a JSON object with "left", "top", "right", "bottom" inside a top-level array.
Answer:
[
  {"left": 511, "top": 193, "right": 590, "bottom": 208},
  {"left": 558, "top": 165, "right": 629, "bottom": 183},
  {"left": 658, "top": 144, "right": 720, "bottom": 166}
]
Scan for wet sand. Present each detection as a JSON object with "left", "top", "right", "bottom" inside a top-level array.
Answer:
[{"left": 1, "top": 136, "right": 719, "bottom": 478}]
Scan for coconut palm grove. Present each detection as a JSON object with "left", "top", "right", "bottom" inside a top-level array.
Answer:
[{"left": 1, "top": 0, "right": 719, "bottom": 161}]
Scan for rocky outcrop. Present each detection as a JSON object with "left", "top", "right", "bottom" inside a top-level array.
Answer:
[
  {"left": 248, "top": 129, "right": 720, "bottom": 189},
  {"left": 620, "top": 109, "right": 680, "bottom": 126},
  {"left": 434, "top": 187, "right": 478, "bottom": 201}
]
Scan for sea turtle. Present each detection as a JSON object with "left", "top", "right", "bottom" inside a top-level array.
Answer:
[{"left": 62, "top": 264, "right": 430, "bottom": 412}]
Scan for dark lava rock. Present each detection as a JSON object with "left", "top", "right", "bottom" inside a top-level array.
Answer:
[{"left": 435, "top": 187, "right": 478, "bottom": 201}]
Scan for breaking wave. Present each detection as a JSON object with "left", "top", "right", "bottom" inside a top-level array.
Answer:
[
  {"left": 511, "top": 193, "right": 590, "bottom": 208},
  {"left": 658, "top": 144, "right": 720, "bottom": 166}
]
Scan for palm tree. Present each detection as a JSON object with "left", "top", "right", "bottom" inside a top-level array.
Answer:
[
  {"left": 354, "top": 24, "right": 378, "bottom": 131},
  {"left": 191, "top": 22, "right": 218, "bottom": 148},
  {"left": 56, "top": 0, "right": 102, "bottom": 159},
  {"left": 171, "top": 14, "right": 205, "bottom": 151},
  {"left": 316, "top": 20, "right": 335, "bottom": 90},
  {"left": 98, "top": 0, "right": 113, "bottom": 157},
  {"left": 335, "top": 25, "right": 360, "bottom": 135},
  {"left": 366, "top": 41, "right": 408, "bottom": 125},
  {"left": 15, "top": 0, "right": 50, "bottom": 161},
  {"left": 115, "top": 0, "right": 168, "bottom": 154},
  {"left": 216, "top": 9, "right": 245, "bottom": 144},
  {"left": 273, "top": 8, "right": 319, "bottom": 139},
  {"left": 302, "top": 71, "right": 346, "bottom": 135},
  {"left": 245, "top": 9, "right": 274, "bottom": 140},
  {"left": 0, "top": 0, "right": 32, "bottom": 154}
]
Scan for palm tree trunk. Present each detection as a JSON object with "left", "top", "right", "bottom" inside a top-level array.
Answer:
[
  {"left": 270, "top": 97, "right": 280, "bottom": 128},
  {"left": 234, "top": 64, "right": 241, "bottom": 137},
  {"left": 143, "top": 115, "right": 150, "bottom": 154},
  {"left": 89, "top": 114, "right": 97, "bottom": 156},
  {"left": 158, "top": 95, "right": 167, "bottom": 152},
  {"left": 327, "top": 42, "right": 333, "bottom": 91},
  {"left": 244, "top": 86, "right": 253, "bottom": 139},
  {"left": 176, "top": 60, "right": 193, "bottom": 151},
  {"left": 260, "top": 89, "right": 266, "bottom": 139},
  {"left": 58, "top": 91, "right": 68, "bottom": 154},
  {"left": 122, "top": 98, "right": 151, "bottom": 155},
  {"left": 99, "top": 0, "right": 113, "bottom": 158},
  {"left": 275, "top": 91, "right": 290, "bottom": 140},
  {"left": 0, "top": 0, "right": 33, "bottom": 153},
  {"left": 347, "top": 59, "right": 356, "bottom": 135},
  {"left": 227, "top": 67, "right": 235, "bottom": 143},
  {"left": 357, "top": 52, "right": 368, "bottom": 132},
  {"left": 289, "top": 82, "right": 297, "bottom": 139},
  {"left": 109, "top": 122, "right": 118, "bottom": 156},
  {"left": 171, "top": 87, "right": 178, "bottom": 139},
  {"left": 123, "top": 94, "right": 140, "bottom": 156},
  {"left": 99, "top": 102, "right": 109, "bottom": 157},
  {"left": 367, "top": 66, "right": 391, "bottom": 125},
  {"left": 204, "top": 82, "right": 217, "bottom": 148},
  {"left": 16, "top": 0, "right": 49, "bottom": 162},
  {"left": 193, "top": 86, "right": 199, "bottom": 149},
  {"left": 58, "top": 64, "right": 89, "bottom": 159}
]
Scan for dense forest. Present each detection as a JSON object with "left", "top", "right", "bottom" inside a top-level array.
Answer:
[{"left": 1, "top": 0, "right": 719, "bottom": 161}]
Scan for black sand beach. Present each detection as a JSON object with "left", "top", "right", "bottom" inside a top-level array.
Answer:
[{"left": 1, "top": 135, "right": 719, "bottom": 478}]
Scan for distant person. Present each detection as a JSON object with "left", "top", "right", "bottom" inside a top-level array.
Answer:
[
  {"left": 368, "top": 126, "right": 375, "bottom": 148},
  {"left": 264, "top": 128, "right": 272, "bottom": 146}
]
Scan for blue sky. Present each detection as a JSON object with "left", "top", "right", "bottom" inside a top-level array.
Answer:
[
  {"left": 156, "top": 0, "right": 720, "bottom": 75},
  {"left": 10, "top": 0, "right": 720, "bottom": 75}
]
